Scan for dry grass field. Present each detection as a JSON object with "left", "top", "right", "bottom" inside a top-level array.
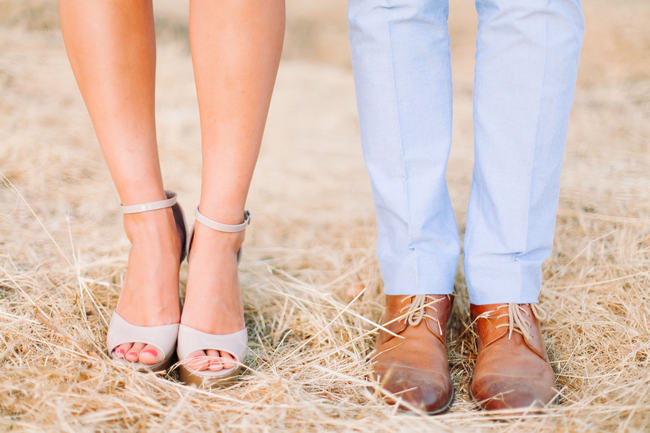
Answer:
[{"left": 0, "top": 0, "right": 648, "bottom": 431}]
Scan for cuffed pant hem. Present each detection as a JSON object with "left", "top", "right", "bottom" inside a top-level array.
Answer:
[
  {"left": 380, "top": 252, "right": 458, "bottom": 296},
  {"left": 468, "top": 293, "right": 541, "bottom": 306},
  {"left": 464, "top": 258, "right": 542, "bottom": 305}
]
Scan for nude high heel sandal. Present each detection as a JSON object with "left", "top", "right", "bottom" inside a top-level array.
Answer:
[
  {"left": 176, "top": 208, "right": 250, "bottom": 386},
  {"left": 106, "top": 190, "right": 187, "bottom": 372}
]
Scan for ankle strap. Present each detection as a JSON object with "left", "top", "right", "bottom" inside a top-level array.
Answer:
[
  {"left": 121, "top": 190, "right": 177, "bottom": 214},
  {"left": 195, "top": 208, "right": 250, "bottom": 233}
]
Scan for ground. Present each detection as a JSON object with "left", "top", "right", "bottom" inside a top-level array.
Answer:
[{"left": 0, "top": 0, "right": 648, "bottom": 431}]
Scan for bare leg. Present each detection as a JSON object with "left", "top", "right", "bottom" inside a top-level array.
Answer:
[
  {"left": 59, "top": 0, "right": 180, "bottom": 364},
  {"left": 182, "top": 0, "right": 285, "bottom": 371}
]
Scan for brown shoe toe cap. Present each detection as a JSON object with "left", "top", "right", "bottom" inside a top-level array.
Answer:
[
  {"left": 375, "top": 364, "right": 453, "bottom": 414},
  {"left": 471, "top": 374, "right": 556, "bottom": 410}
]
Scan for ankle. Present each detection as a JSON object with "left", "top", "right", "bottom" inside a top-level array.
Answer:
[
  {"left": 197, "top": 201, "right": 248, "bottom": 226},
  {"left": 123, "top": 209, "right": 179, "bottom": 248},
  {"left": 191, "top": 223, "right": 244, "bottom": 255}
]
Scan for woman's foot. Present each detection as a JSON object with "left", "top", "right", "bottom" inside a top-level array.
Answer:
[
  {"left": 112, "top": 208, "right": 182, "bottom": 365},
  {"left": 180, "top": 221, "right": 245, "bottom": 371}
]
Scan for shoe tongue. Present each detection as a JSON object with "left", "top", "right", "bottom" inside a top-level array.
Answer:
[
  {"left": 381, "top": 295, "right": 450, "bottom": 344},
  {"left": 473, "top": 304, "right": 547, "bottom": 360}
]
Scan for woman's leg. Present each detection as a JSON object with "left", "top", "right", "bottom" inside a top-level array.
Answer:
[
  {"left": 182, "top": 0, "right": 284, "bottom": 371},
  {"left": 59, "top": 0, "right": 181, "bottom": 364}
]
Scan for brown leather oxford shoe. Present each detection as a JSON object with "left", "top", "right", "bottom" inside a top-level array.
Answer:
[
  {"left": 370, "top": 294, "right": 454, "bottom": 414},
  {"left": 470, "top": 303, "right": 556, "bottom": 411}
]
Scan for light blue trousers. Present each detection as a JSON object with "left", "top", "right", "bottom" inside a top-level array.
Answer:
[{"left": 348, "top": 0, "right": 584, "bottom": 304}]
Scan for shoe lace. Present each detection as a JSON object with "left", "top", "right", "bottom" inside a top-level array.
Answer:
[
  {"left": 478, "top": 303, "right": 547, "bottom": 341},
  {"left": 399, "top": 295, "right": 446, "bottom": 334}
]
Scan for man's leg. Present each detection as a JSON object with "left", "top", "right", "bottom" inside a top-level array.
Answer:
[
  {"left": 465, "top": 0, "right": 584, "bottom": 410},
  {"left": 349, "top": 0, "right": 459, "bottom": 297},
  {"left": 348, "top": 0, "right": 458, "bottom": 414}
]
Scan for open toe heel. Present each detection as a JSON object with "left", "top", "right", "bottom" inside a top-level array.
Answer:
[
  {"left": 106, "top": 190, "right": 187, "bottom": 372},
  {"left": 177, "top": 208, "right": 250, "bottom": 386}
]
